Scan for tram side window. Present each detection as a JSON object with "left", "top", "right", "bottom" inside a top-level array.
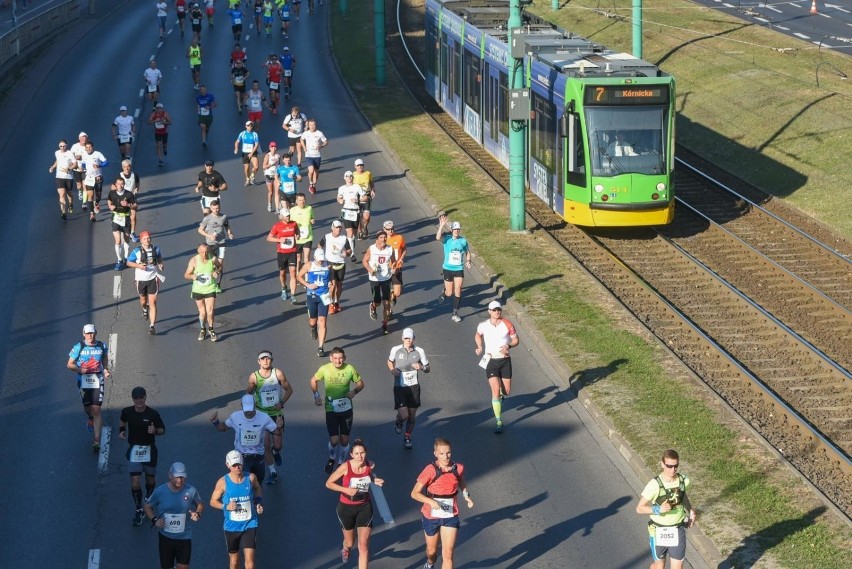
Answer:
[
  {"left": 440, "top": 36, "right": 449, "bottom": 85},
  {"left": 531, "top": 91, "right": 556, "bottom": 171},
  {"left": 499, "top": 71, "right": 509, "bottom": 137},
  {"left": 426, "top": 23, "right": 437, "bottom": 76},
  {"left": 463, "top": 50, "right": 481, "bottom": 110},
  {"left": 451, "top": 43, "right": 461, "bottom": 100}
]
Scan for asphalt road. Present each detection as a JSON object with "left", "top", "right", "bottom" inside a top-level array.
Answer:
[{"left": 0, "top": 2, "right": 711, "bottom": 568}]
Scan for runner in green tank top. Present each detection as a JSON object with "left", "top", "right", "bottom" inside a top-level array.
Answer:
[
  {"left": 247, "top": 350, "right": 294, "bottom": 484},
  {"left": 184, "top": 243, "right": 222, "bottom": 341},
  {"left": 309, "top": 347, "right": 365, "bottom": 473}
]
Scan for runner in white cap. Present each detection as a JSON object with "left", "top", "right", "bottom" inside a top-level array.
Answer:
[
  {"left": 474, "top": 301, "right": 519, "bottom": 434},
  {"left": 210, "top": 450, "right": 265, "bottom": 569},
  {"left": 387, "top": 327, "right": 430, "bottom": 449},
  {"left": 210, "top": 394, "right": 281, "bottom": 484}
]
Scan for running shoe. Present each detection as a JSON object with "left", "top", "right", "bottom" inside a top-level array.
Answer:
[
  {"left": 249, "top": 174, "right": 255, "bottom": 185},
  {"left": 61, "top": 212, "right": 67, "bottom": 220},
  {"left": 158, "top": 160, "right": 164, "bottom": 167},
  {"left": 114, "top": 261, "right": 123, "bottom": 271},
  {"left": 369, "top": 304, "right": 377, "bottom": 321},
  {"left": 308, "top": 184, "right": 316, "bottom": 194},
  {"left": 316, "top": 346, "right": 325, "bottom": 357},
  {"left": 273, "top": 450, "right": 282, "bottom": 466},
  {"left": 281, "top": 288, "right": 289, "bottom": 301},
  {"left": 328, "top": 304, "right": 337, "bottom": 315},
  {"left": 290, "top": 295, "right": 298, "bottom": 305},
  {"left": 394, "top": 418, "right": 403, "bottom": 434},
  {"left": 148, "top": 326, "right": 156, "bottom": 336},
  {"left": 267, "top": 203, "right": 273, "bottom": 212},
  {"left": 197, "top": 329, "right": 206, "bottom": 341},
  {"left": 494, "top": 420, "right": 504, "bottom": 434},
  {"left": 68, "top": 202, "right": 73, "bottom": 214},
  {"left": 324, "top": 458, "right": 335, "bottom": 474},
  {"left": 266, "top": 470, "right": 278, "bottom": 485},
  {"left": 438, "top": 292, "right": 446, "bottom": 304},
  {"left": 132, "top": 509, "right": 144, "bottom": 526},
  {"left": 202, "top": 141, "right": 207, "bottom": 148},
  {"left": 87, "top": 417, "right": 94, "bottom": 432},
  {"left": 423, "top": 563, "right": 435, "bottom": 569},
  {"left": 382, "top": 321, "right": 388, "bottom": 335},
  {"left": 404, "top": 436, "right": 413, "bottom": 449},
  {"left": 341, "top": 547, "right": 351, "bottom": 563},
  {"left": 94, "top": 203, "right": 100, "bottom": 214},
  {"left": 451, "top": 313, "right": 461, "bottom": 323},
  {"left": 82, "top": 203, "right": 88, "bottom": 211},
  {"left": 92, "top": 441, "right": 100, "bottom": 451},
  {"left": 130, "top": 232, "right": 139, "bottom": 242},
  {"left": 310, "top": 325, "right": 318, "bottom": 339},
  {"left": 333, "top": 302, "right": 342, "bottom": 313},
  {"left": 350, "top": 254, "right": 357, "bottom": 262},
  {"left": 90, "top": 214, "right": 96, "bottom": 222},
  {"left": 208, "top": 329, "right": 218, "bottom": 342},
  {"left": 244, "top": 178, "right": 250, "bottom": 186}
]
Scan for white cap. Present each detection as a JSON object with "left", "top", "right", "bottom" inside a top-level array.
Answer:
[
  {"left": 282, "top": 46, "right": 290, "bottom": 51},
  {"left": 78, "top": 131, "right": 88, "bottom": 138},
  {"left": 241, "top": 394, "right": 255, "bottom": 412},
  {"left": 451, "top": 222, "right": 461, "bottom": 230},
  {"left": 331, "top": 220, "right": 343, "bottom": 228},
  {"left": 354, "top": 159, "right": 364, "bottom": 166},
  {"left": 226, "top": 450, "right": 243, "bottom": 466},
  {"left": 119, "top": 105, "right": 127, "bottom": 111},
  {"left": 344, "top": 170, "right": 353, "bottom": 178},
  {"left": 83, "top": 324, "right": 96, "bottom": 333},
  {"left": 314, "top": 248, "right": 326, "bottom": 261},
  {"left": 488, "top": 301, "right": 502, "bottom": 310},
  {"left": 156, "top": 102, "right": 164, "bottom": 108},
  {"left": 245, "top": 121, "right": 253, "bottom": 127},
  {"left": 402, "top": 327, "right": 415, "bottom": 339},
  {"left": 382, "top": 220, "right": 394, "bottom": 229}
]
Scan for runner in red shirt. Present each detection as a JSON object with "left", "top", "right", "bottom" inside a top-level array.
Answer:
[
  {"left": 266, "top": 207, "right": 300, "bottom": 303},
  {"left": 147, "top": 103, "right": 172, "bottom": 167},
  {"left": 175, "top": 0, "right": 187, "bottom": 36},
  {"left": 265, "top": 53, "right": 284, "bottom": 115}
]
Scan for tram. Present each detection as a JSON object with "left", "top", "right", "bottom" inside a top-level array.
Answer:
[{"left": 424, "top": 0, "right": 676, "bottom": 227}]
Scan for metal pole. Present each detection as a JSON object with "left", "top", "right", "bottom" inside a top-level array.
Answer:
[
  {"left": 508, "top": 0, "right": 525, "bottom": 231},
  {"left": 632, "top": 0, "right": 642, "bottom": 58},
  {"left": 374, "top": 0, "right": 385, "bottom": 86},
  {"left": 339, "top": 0, "right": 347, "bottom": 15},
  {"left": 552, "top": 0, "right": 558, "bottom": 10}
]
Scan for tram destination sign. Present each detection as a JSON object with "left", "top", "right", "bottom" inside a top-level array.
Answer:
[{"left": 585, "top": 85, "right": 669, "bottom": 105}]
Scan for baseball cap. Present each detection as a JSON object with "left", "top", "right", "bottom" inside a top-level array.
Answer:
[
  {"left": 83, "top": 324, "right": 96, "bottom": 333},
  {"left": 119, "top": 105, "right": 127, "bottom": 111},
  {"left": 314, "top": 248, "right": 326, "bottom": 261},
  {"left": 402, "top": 327, "right": 415, "bottom": 339},
  {"left": 331, "top": 220, "right": 343, "bottom": 228},
  {"left": 278, "top": 207, "right": 291, "bottom": 217},
  {"left": 382, "top": 220, "right": 394, "bottom": 229},
  {"left": 344, "top": 170, "right": 353, "bottom": 178},
  {"left": 282, "top": 46, "right": 290, "bottom": 51},
  {"left": 169, "top": 462, "right": 187, "bottom": 478},
  {"left": 131, "top": 386, "right": 147, "bottom": 399},
  {"left": 204, "top": 160, "right": 214, "bottom": 166},
  {"left": 156, "top": 102, "right": 164, "bottom": 108},
  {"left": 139, "top": 230, "right": 151, "bottom": 239},
  {"left": 488, "top": 301, "right": 502, "bottom": 311},
  {"left": 451, "top": 221, "right": 461, "bottom": 230},
  {"left": 245, "top": 121, "right": 253, "bottom": 127},
  {"left": 241, "top": 394, "right": 255, "bottom": 412},
  {"left": 78, "top": 131, "right": 88, "bottom": 138},
  {"left": 257, "top": 351, "right": 273, "bottom": 360},
  {"left": 269, "top": 141, "right": 277, "bottom": 147},
  {"left": 354, "top": 159, "right": 364, "bottom": 166},
  {"left": 226, "top": 450, "right": 243, "bottom": 466}
]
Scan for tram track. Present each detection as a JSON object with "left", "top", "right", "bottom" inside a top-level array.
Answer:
[{"left": 388, "top": 0, "right": 852, "bottom": 516}]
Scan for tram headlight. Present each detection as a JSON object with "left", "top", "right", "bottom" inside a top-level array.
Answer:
[
  {"left": 656, "top": 183, "right": 666, "bottom": 192},
  {"left": 594, "top": 184, "right": 604, "bottom": 193}
]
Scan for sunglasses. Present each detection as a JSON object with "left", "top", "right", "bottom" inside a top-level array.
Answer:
[
  {"left": 490, "top": 308, "right": 502, "bottom": 312},
  {"left": 663, "top": 463, "right": 679, "bottom": 469}
]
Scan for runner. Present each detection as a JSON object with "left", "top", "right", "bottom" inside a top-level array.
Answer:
[
  {"left": 147, "top": 102, "right": 172, "bottom": 167},
  {"left": 48, "top": 138, "right": 76, "bottom": 219},
  {"left": 388, "top": 327, "right": 430, "bottom": 449},
  {"left": 473, "top": 300, "right": 519, "bottom": 434},
  {"left": 195, "top": 159, "right": 228, "bottom": 217},
  {"left": 126, "top": 231, "right": 164, "bottom": 335},
  {"left": 175, "top": 0, "right": 187, "bottom": 36},
  {"left": 261, "top": 0, "right": 274, "bottom": 37},
  {"left": 266, "top": 206, "right": 300, "bottom": 304},
  {"left": 435, "top": 214, "right": 471, "bottom": 322},
  {"left": 235, "top": 118, "right": 261, "bottom": 185},
  {"left": 81, "top": 140, "right": 108, "bottom": 220},
  {"left": 112, "top": 105, "right": 135, "bottom": 160},
  {"left": 144, "top": 60, "right": 163, "bottom": 105},
  {"left": 198, "top": 199, "right": 234, "bottom": 288},
  {"left": 107, "top": 176, "right": 138, "bottom": 271},
  {"left": 209, "top": 451, "right": 264, "bottom": 569},
  {"left": 119, "top": 160, "right": 142, "bottom": 240},
  {"left": 352, "top": 158, "right": 375, "bottom": 239},
  {"left": 186, "top": 38, "right": 202, "bottom": 90},
  {"left": 281, "top": 105, "right": 307, "bottom": 166},
  {"left": 292, "top": 0, "right": 301, "bottom": 20},
  {"left": 70, "top": 132, "right": 89, "bottom": 209},
  {"left": 275, "top": 153, "right": 301, "bottom": 211},
  {"left": 635, "top": 449, "right": 697, "bottom": 569},
  {"left": 290, "top": 192, "right": 314, "bottom": 268},
  {"left": 279, "top": 46, "right": 296, "bottom": 99},
  {"left": 211, "top": 394, "right": 281, "bottom": 484},
  {"left": 243, "top": 81, "right": 269, "bottom": 131},
  {"left": 336, "top": 171, "right": 363, "bottom": 261},
  {"left": 319, "top": 220, "right": 351, "bottom": 314},
  {"left": 265, "top": 53, "right": 284, "bottom": 114},
  {"left": 204, "top": 0, "right": 215, "bottom": 28},
  {"left": 410, "top": 437, "right": 474, "bottom": 569},
  {"left": 195, "top": 85, "right": 216, "bottom": 147},
  {"left": 184, "top": 243, "right": 222, "bottom": 341},
  {"left": 230, "top": 59, "right": 249, "bottom": 114},
  {"left": 383, "top": 220, "right": 406, "bottom": 308},
  {"left": 301, "top": 118, "right": 326, "bottom": 194},
  {"left": 362, "top": 231, "right": 396, "bottom": 335},
  {"left": 261, "top": 141, "right": 281, "bottom": 212},
  {"left": 156, "top": 0, "right": 168, "bottom": 38},
  {"left": 246, "top": 351, "right": 294, "bottom": 484},
  {"left": 143, "top": 462, "right": 204, "bottom": 569},
  {"left": 309, "top": 347, "right": 365, "bottom": 474},
  {"left": 252, "top": 0, "right": 263, "bottom": 34},
  {"left": 119, "top": 386, "right": 166, "bottom": 526},
  {"left": 297, "top": 248, "right": 331, "bottom": 357},
  {"left": 66, "top": 324, "right": 110, "bottom": 451},
  {"left": 277, "top": 0, "right": 290, "bottom": 38},
  {"left": 189, "top": 2, "right": 203, "bottom": 41},
  {"left": 230, "top": 41, "right": 247, "bottom": 66},
  {"left": 325, "top": 439, "right": 384, "bottom": 567}
]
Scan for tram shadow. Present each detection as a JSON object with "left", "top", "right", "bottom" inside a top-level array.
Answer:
[
  {"left": 724, "top": 506, "right": 826, "bottom": 568},
  {"left": 568, "top": 359, "right": 629, "bottom": 392}
]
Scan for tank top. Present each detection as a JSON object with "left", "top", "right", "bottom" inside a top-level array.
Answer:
[
  {"left": 191, "top": 255, "right": 217, "bottom": 295},
  {"left": 253, "top": 369, "right": 282, "bottom": 414},
  {"left": 247, "top": 90, "right": 262, "bottom": 112},
  {"left": 189, "top": 46, "right": 201, "bottom": 65},
  {"left": 339, "top": 460, "right": 373, "bottom": 505},
  {"left": 367, "top": 244, "right": 393, "bottom": 282},
  {"left": 305, "top": 263, "right": 330, "bottom": 298},
  {"left": 222, "top": 474, "right": 258, "bottom": 531},
  {"left": 151, "top": 111, "right": 168, "bottom": 134}
]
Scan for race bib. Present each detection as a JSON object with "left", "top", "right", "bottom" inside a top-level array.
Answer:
[
  {"left": 147, "top": 84, "right": 158, "bottom": 92},
  {"left": 448, "top": 250, "right": 462, "bottom": 266},
  {"left": 430, "top": 497, "right": 454, "bottom": 518},
  {"left": 282, "top": 181, "right": 294, "bottom": 193},
  {"left": 260, "top": 388, "right": 280, "bottom": 407},
  {"left": 331, "top": 397, "right": 352, "bottom": 413},
  {"left": 118, "top": 134, "right": 131, "bottom": 144},
  {"left": 195, "top": 274, "right": 211, "bottom": 284},
  {"left": 199, "top": 107, "right": 210, "bottom": 116},
  {"left": 478, "top": 354, "right": 492, "bottom": 369},
  {"left": 130, "top": 445, "right": 151, "bottom": 463},
  {"left": 230, "top": 500, "right": 252, "bottom": 522},
  {"left": 163, "top": 513, "right": 186, "bottom": 534},
  {"left": 342, "top": 209, "right": 358, "bottom": 222},
  {"left": 192, "top": 17, "right": 201, "bottom": 24},
  {"left": 154, "top": 121, "right": 165, "bottom": 129},
  {"left": 280, "top": 237, "right": 295, "bottom": 249},
  {"left": 282, "top": 8, "right": 289, "bottom": 17},
  {"left": 269, "top": 81, "right": 279, "bottom": 89},
  {"left": 402, "top": 370, "right": 418, "bottom": 386},
  {"left": 178, "top": 5, "right": 186, "bottom": 12},
  {"left": 113, "top": 213, "right": 127, "bottom": 226},
  {"left": 298, "top": 226, "right": 309, "bottom": 239},
  {"left": 242, "top": 142, "right": 254, "bottom": 154},
  {"left": 284, "top": 69, "right": 292, "bottom": 77},
  {"left": 81, "top": 373, "right": 102, "bottom": 389},
  {"left": 654, "top": 525, "right": 679, "bottom": 547},
  {"left": 240, "top": 429, "right": 261, "bottom": 447},
  {"left": 234, "top": 76, "right": 245, "bottom": 85},
  {"left": 233, "top": 17, "right": 241, "bottom": 24}
]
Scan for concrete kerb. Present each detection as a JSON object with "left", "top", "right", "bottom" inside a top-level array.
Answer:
[{"left": 326, "top": 8, "right": 728, "bottom": 569}]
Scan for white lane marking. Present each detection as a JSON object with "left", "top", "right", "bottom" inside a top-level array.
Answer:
[
  {"left": 794, "top": 31, "right": 811, "bottom": 38},
  {"left": 149, "top": 54, "right": 156, "bottom": 61},
  {"left": 776, "top": 25, "right": 790, "bottom": 30},
  {"left": 138, "top": 88, "right": 145, "bottom": 98},
  {"left": 755, "top": 16, "right": 769, "bottom": 22},
  {"left": 113, "top": 276, "right": 122, "bottom": 299},
  {"left": 98, "top": 426, "right": 111, "bottom": 473},
  {"left": 765, "top": 5, "right": 783, "bottom": 12},
  {"left": 370, "top": 483, "right": 394, "bottom": 524},
  {"left": 134, "top": 108, "right": 140, "bottom": 119},
  {"left": 818, "top": 11, "right": 831, "bottom": 18},
  {"left": 88, "top": 549, "right": 100, "bottom": 569},
  {"left": 813, "top": 40, "right": 832, "bottom": 46},
  {"left": 723, "top": 2, "right": 735, "bottom": 7},
  {"left": 157, "top": 41, "right": 164, "bottom": 49},
  {"left": 825, "top": 3, "right": 850, "bottom": 13},
  {"left": 108, "top": 333, "right": 117, "bottom": 370}
]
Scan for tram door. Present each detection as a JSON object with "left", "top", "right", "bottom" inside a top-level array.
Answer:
[{"left": 561, "top": 105, "right": 589, "bottom": 224}]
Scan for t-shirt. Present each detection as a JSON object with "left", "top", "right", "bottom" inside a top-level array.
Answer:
[
  {"left": 276, "top": 165, "right": 300, "bottom": 195},
  {"left": 231, "top": 66, "right": 249, "bottom": 86},
  {"left": 107, "top": 189, "right": 136, "bottom": 216},
  {"left": 200, "top": 213, "right": 229, "bottom": 245},
  {"left": 54, "top": 150, "right": 75, "bottom": 179},
  {"left": 386, "top": 234, "right": 406, "bottom": 268},
  {"left": 144, "top": 67, "right": 162, "bottom": 88},
  {"left": 475, "top": 318, "right": 517, "bottom": 358},
  {"left": 146, "top": 483, "right": 203, "bottom": 539},
  {"left": 352, "top": 170, "right": 372, "bottom": 192},
  {"left": 337, "top": 184, "right": 364, "bottom": 211},
  {"left": 313, "top": 363, "right": 361, "bottom": 413},
  {"left": 120, "top": 171, "right": 140, "bottom": 193},
  {"left": 227, "top": 8, "right": 243, "bottom": 25},
  {"left": 225, "top": 410, "right": 276, "bottom": 454},
  {"left": 641, "top": 474, "right": 690, "bottom": 526},
  {"left": 417, "top": 462, "right": 466, "bottom": 519},
  {"left": 237, "top": 129, "right": 259, "bottom": 152},
  {"left": 301, "top": 130, "right": 326, "bottom": 158},
  {"left": 289, "top": 205, "right": 313, "bottom": 243},
  {"left": 269, "top": 220, "right": 298, "bottom": 253},
  {"left": 283, "top": 112, "right": 306, "bottom": 138},
  {"left": 68, "top": 341, "right": 107, "bottom": 386},
  {"left": 388, "top": 345, "right": 429, "bottom": 387},
  {"left": 128, "top": 245, "right": 162, "bottom": 282},
  {"left": 114, "top": 115, "right": 134, "bottom": 137},
  {"left": 441, "top": 234, "right": 469, "bottom": 271},
  {"left": 81, "top": 151, "right": 107, "bottom": 182},
  {"left": 196, "top": 93, "right": 215, "bottom": 114},
  {"left": 320, "top": 233, "right": 350, "bottom": 265},
  {"left": 119, "top": 405, "right": 165, "bottom": 452},
  {"left": 156, "top": 2, "right": 168, "bottom": 17},
  {"left": 305, "top": 263, "right": 330, "bottom": 298},
  {"left": 198, "top": 169, "right": 226, "bottom": 197}
]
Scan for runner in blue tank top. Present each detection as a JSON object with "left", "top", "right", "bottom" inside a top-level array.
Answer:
[{"left": 210, "top": 450, "right": 264, "bottom": 569}]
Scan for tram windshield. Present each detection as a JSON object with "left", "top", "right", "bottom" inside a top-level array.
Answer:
[{"left": 585, "top": 107, "right": 668, "bottom": 177}]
